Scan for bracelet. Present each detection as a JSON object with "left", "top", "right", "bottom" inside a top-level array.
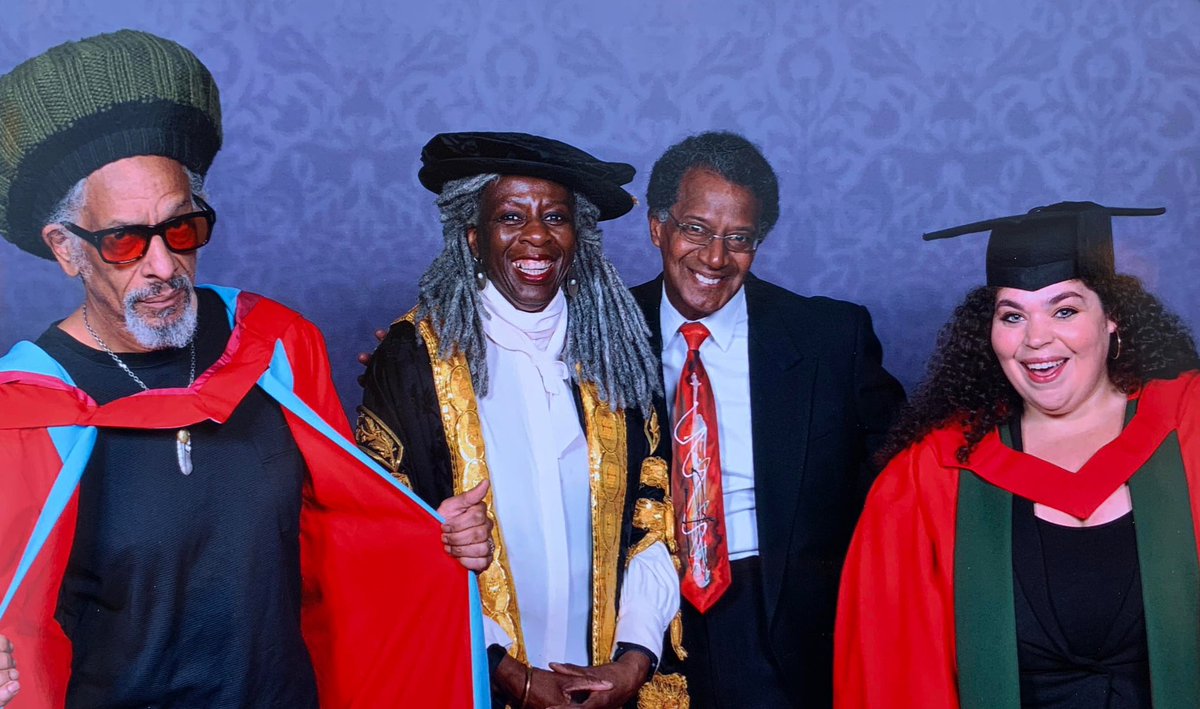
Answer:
[{"left": 518, "top": 664, "right": 533, "bottom": 709}]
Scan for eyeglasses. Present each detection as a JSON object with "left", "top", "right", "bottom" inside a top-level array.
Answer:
[
  {"left": 61, "top": 195, "right": 216, "bottom": 265},
  {"left": 664, "top": 212, "right": 760, "bottom": 253}
]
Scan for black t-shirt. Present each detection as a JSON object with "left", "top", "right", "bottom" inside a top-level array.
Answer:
[{"left": 37, "top": 289, "right": 318, "bottom": 708}]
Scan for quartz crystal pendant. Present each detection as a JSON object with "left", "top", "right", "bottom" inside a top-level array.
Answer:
[{"left": 176, "top": 429, "right": 193, "bottom": 475}]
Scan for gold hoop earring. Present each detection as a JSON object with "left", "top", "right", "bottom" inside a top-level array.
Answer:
[{"left": 1110, "top": 329, "right": 1122, "bottom": 360}]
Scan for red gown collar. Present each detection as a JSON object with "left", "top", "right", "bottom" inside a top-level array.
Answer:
[
  {"left": 0, "top": 293, "right": 298, "bottom": 431},
  {"left": 934, "top": 376, "right": 1190, "bottom": 519}
]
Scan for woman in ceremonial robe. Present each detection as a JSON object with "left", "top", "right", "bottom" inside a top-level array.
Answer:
[
  {"left": 357, "top": 133, "right": 687, "bottom": 709},
  {"left": 835, "top": 201, "right": 1200, "bottom": 709}
]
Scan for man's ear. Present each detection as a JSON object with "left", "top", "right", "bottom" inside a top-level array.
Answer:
[
  {"left": 42, "top": 226, "right": 83, "bottom": 278},
  {"left": 648, "top": 213, "right": 665, "bottom": 249}
]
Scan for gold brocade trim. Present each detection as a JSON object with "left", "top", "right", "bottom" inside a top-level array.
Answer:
[
  {"left": 670, "top": 612, "right": 687, "bottom": 661},
  {"left": 629, "top": 496, "right": 688, "bottom": 661},
  {"left": 355, "top": 405, "right": 410, "bottom": 488},
  {"left": 638, "top": 672, "right": 690, "bottom": 708},
  {"left": 410, "top": 312, "right": 528, "bottom": 664},
  {"left": 633, "top": 458, "right": 678, "bottom": 564},
  {"left": 640, "top": 456, "right": 670, "bottom": 495},
  {"left": 628, "top": 497, "right": 670, "bottom": 562},
  {"left": 645, "top": 407, "right": 661, "bottom": 453},
  {"left": 630, "top": 456, "right": 688, "bottom": 661},
  {"left": 579, "top": 379, "right": 628, "bottom": 665}
]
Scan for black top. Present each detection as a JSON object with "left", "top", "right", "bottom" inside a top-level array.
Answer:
[
  {"left": 1010, "top": 424, "right": 1151, "bottom": 708},
  {"left": 37, "top": 289, "right": 317, "bottom": 708}
]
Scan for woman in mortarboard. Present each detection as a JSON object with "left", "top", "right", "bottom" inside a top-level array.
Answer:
[
  {"left": 834, "top": 202, "right": 1200, "bottom": 709},
  {"left": 356, "top": 133, "right": 687, "bottom": 708}
]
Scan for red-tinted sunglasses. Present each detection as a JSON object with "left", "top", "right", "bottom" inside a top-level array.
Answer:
[{"left": 62, "top": 195, "right": 216, "bottom": 265}]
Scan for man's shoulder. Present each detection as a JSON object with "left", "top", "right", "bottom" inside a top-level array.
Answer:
[
  {"left": 0, "top": 339, "right": 70, "bottom": 381},
  {"left": 745, "top": 275, "right": 870, "bottom": 323},
  {"left": 201, "top": 285, "right": 321, "bottom": 342},
  {"left": 201, "top": 285, "right": 293, "bottom": 321}
]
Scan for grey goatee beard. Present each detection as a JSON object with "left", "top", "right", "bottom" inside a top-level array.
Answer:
[{"left": 123, "top": 275, "right": 198, "bottom": 350}]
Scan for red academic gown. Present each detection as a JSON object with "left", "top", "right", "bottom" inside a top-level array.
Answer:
[
  {"left": 834, "top": 372, "right": 1200, "bottom": 709},
  {"left": 0, "top": 286, "right": 487, "bottom": 708}
]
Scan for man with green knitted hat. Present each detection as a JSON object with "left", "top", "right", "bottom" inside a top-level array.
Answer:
[{"left": 0, "top": 30, "right": 491, "bottom": 708}]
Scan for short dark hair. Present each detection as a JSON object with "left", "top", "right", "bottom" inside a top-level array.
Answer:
[{"left": 645, "top": 131, "right": 780, "bottom": 237}]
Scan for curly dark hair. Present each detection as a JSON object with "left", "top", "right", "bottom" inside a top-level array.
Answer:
[
  {"left": 878, "top": 273, "right": 1200, "bottom": 465},
  {"left": 645, "top": 131, "right": 780, "bottom": 237}
]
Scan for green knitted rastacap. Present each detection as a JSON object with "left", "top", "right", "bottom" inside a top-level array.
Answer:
[{"left": 0, "top": 29, "right": 222, "bottom": 259}]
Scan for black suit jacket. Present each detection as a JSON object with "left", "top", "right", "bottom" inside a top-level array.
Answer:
[{"left": 631, "top": 273, "right": 905, "bottom": 705}]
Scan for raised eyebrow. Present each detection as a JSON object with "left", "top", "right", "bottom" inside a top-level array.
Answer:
[{"left": 1047, "top": 291, "right": 1085, "bottom": 306}]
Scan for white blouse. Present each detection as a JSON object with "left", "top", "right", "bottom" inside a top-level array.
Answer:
[{"left": 476, "top": 283, "right": 678, "bottom": 668}]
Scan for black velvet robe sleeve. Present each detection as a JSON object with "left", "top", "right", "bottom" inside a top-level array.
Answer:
[{"left": 356, "top": 319, "right": 456, "bottom": 509}]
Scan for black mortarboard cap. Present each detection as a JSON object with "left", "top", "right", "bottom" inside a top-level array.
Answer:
[
  {"left": 922, "top": 201, "right": 1165, "bottom": 291},
  {"left": 418, "top": 131, "right": 637, "bottom": 221}
]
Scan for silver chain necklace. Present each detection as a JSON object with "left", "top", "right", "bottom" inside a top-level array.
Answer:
[{"left": 82, "top": 302, "right": 197, "bottom": 475}]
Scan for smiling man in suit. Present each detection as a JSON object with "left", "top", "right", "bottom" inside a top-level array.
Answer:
[{"left": 631, "top": 131, "right": 905, "bottom": 707}]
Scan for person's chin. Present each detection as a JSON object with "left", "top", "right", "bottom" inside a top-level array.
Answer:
[
  {"left": 501, "top": 275, "right": 562, "bottom": 310},
  {"left": 127, "top": 294, "right": 197, "bottom": 349},
  {"left": 1019, "top": 383, "right": 1078, "bottom": 416},
  {"left": 512, "top": 290, "right": 558, "bottom": 312},
  {"left": 682, "top": 288, "right": 731, "bottom": 318}
]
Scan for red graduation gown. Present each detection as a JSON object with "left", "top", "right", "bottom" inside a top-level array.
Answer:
[
  {"left": 834, "top": 372, "right": 1200, "bottom": 709},
  {"left": 0, "top": 288, "right": 484, "bottom": 708}
]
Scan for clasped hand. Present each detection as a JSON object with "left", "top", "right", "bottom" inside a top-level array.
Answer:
[{"left": 496, "top": 651, "right": 650, "bottom": 708}]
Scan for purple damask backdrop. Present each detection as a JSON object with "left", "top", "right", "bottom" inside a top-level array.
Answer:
[{"left": 2, "top": 0, "right": 1198, "bottom": 418}]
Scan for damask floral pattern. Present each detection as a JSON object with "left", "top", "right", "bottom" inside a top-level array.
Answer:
[{"left": 2, "top": 0, "right": 1196, "bottom": 413}]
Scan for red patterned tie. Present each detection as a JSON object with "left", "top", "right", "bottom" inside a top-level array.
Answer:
[{"left": 671, "top": 322, "right": 731, "bottom": 613}]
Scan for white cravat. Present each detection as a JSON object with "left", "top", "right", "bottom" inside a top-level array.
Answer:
[
  {"left": 476, "top": 284, "right": 591, "bottom": 667},
  {"left": 474, "top": 284, "right": 679, "bottom": 667}
]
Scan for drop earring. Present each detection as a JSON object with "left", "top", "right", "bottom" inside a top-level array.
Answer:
[
  {"left": 566, "top": 270, "right": 580, "bottom": 298},
  {"left": 473, "top": 257, "right": 488, "bottom": 291}
]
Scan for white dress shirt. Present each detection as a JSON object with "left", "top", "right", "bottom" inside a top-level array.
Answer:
[
  {"left": 660, "top": 284, "right": 759, "bottom": 560},
  {"left": 476, "top": 284, "right": 678, "bottom": 668}
]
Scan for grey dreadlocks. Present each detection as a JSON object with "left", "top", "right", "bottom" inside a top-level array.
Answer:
[{"left": 415, "top": 174, "right": 661, "bottom": 414}]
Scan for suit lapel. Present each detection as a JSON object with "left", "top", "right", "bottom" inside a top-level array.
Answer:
[{"left": 745, "top": 276, "right": 816, "bottom": 627}]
